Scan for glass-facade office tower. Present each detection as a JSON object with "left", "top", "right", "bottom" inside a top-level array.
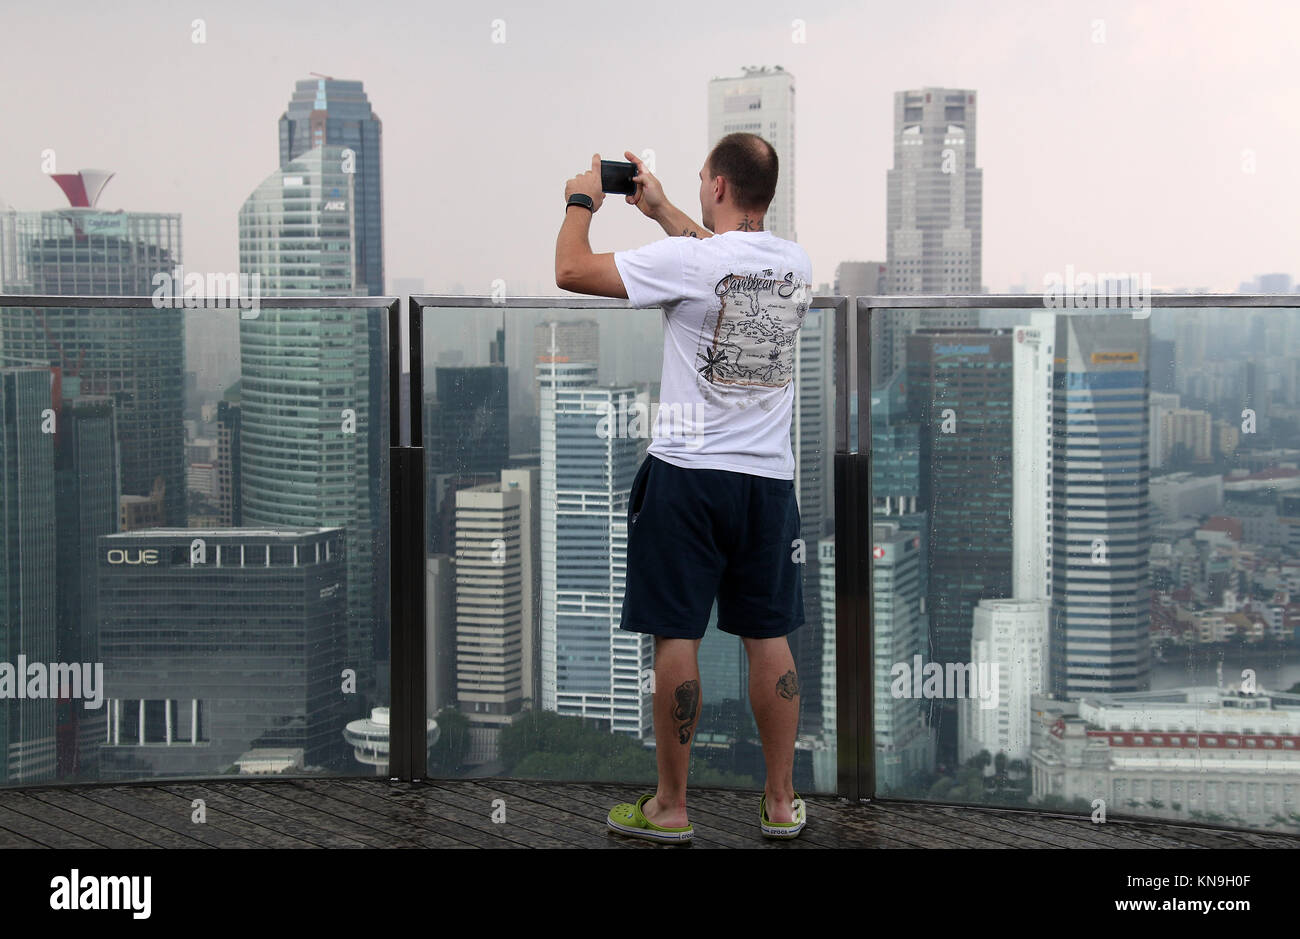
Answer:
[
  {"left": 0, "top": 369, "right": 57, "bottom": 784},
  {"left": 884, "top": 88, "right": 981, "bottom": 381},
  {"left": 708, "top": 66, "right": 795, "bottom": 241},
  {"left": 280, "top": 78, "right": 383, "bottom": 296},
  {"left": 1031, "top": 311, "right": 1152, "bottom": 696},
  {"left": 279, "top": 78, "right": 389, "bottom": 659},
  {"left": 239, "top": 146, "right": 379, "bottom": 702},
  {"left": 97, "top": 528, "right": 348, "bottom": 778},
  {"left": 0, "top": 178, "right": 185, "bottom": 525},
  {"left": 907, "top": 329, "right": 1014, "bottom": 665},
  {"left": 539, "top": 362, "right": 652, "bottom": 736},
  {"left": 53, "top": 378, "right": 118, "bottom": 780},
  {"left": 216, "top": 391, "right": 241, "bottom": 527},
  {"left": 789, "top": 305, "right": 834, "bottom": 736},
  {"left": 871, "top": 521, "right": 935, "bottom": 791},
  {"left": 907, "top": 329, "right": 1014, "bottom": 762}
]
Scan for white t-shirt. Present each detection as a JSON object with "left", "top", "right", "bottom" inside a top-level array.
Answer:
[{"left": 614, "top": 229, "right": 813, "bottom": 479}]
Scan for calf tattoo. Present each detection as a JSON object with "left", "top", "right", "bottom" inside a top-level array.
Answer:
[
  {"left": 776, "top": 670, "right": 800, "bottom": 700},
  {"left": 673, "top": 680, "right": 700, "bottom": 744}
]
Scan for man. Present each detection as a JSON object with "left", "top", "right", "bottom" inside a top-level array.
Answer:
[{"left": 554, "top": 132, "right": 812, "bottom": 843}]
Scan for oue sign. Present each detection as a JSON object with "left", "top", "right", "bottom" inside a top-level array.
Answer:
[{"left": 106, "top": 548, "right": 159, "bottom": 566}]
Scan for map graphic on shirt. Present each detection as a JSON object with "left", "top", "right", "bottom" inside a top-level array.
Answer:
[
  {"left": 701, "top": 268, "right": 809, "bottom": 388},
  {"left": 614, "top": 229, "right": 813, "bottom": 480}
]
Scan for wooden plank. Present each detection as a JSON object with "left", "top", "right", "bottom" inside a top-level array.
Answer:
[
  {"left": 296, "top": 780, "right": 478, "bottom": 848},
  {"left": 420, "top": 780, "right": 641, "bottom": 849},
  {"left": 0, "top": 804, "right": 103, "bottom": 848},
  {"left": 0, "top": 791, "right": 156, "bottom": 848},
  {"left": 865, "top": 802, "right": 1021, "bottom": 849},
  {"left": 478, "top": 780, "right": 659, "bottom": 848},
  {"left": 23, "top": 788, "right": 209, "bottom": 849},
  {"left": 900, "top": 803, "right": 1197, "bottom": 849},
  {"left": 279, "top": 781, "right": 473, "bottom": 848},
  {"left": 174, "top": 782, "right": 396, "bottom": 849},
  {"left": 75, "top": 786, "right": 262, "bottom": 848},
  {"left": 333, "top": 779, "right": 549, "bottom": 849},
  {"left": 90, "top": 784, "right": 322, "bottom": 849},
  {"left": 155, "top": 784, "right": 361, "bottom": 848}
]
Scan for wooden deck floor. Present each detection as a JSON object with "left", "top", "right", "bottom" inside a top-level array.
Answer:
[{"left": 0, "top": 777, "right": 1295, "bottom": 849}]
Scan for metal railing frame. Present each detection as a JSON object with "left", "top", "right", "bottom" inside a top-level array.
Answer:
[{"left": 5, "top": 292, "right": 1296, "bottom": 812}]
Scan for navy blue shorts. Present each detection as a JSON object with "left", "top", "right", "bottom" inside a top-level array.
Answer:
[{"left": 619, "top": 453, "right": 805, "bottom": 641}]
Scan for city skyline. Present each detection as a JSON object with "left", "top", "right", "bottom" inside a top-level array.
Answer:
[{"left": 1, "top": 0, "right": 1298, "bottom": 297}]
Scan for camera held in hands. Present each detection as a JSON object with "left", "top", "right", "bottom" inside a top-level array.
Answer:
[{"left": 600, "top": 160, "right": 638, "bottom": 195}]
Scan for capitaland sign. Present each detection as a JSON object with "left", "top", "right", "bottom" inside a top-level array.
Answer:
[{"left": 105, "top": 548, "right": 159, "bottom": 566}]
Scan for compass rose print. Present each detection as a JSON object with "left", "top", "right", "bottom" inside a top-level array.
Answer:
[{"left": 696, "top": 344, "right": 728, "bottom": 383}]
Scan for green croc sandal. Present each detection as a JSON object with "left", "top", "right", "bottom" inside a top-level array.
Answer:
[
  {"left": 606, "top": 794, "right": 694, "bottom": 844},
  {"left": 760, "top": 792, "right": 806, "bottom": 839}
]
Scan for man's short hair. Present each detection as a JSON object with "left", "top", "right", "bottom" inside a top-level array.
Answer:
[{"left": 706, "top": 132, "right": 778, "bottom": 214}]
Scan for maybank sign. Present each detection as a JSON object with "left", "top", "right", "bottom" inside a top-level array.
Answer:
[{"left": 1091, "top": 351, "right": 1139, "bottom": 364}]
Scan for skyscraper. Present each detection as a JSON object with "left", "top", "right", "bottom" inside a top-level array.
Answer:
[
  {"left": 887, "top": 87, "right": 982, "bottom": 296},
  {"left": 959, "top": 598, "right": 1047, "bottom": 765},
  {"left": 789, "top": 305, "right": 834, "bottom": 735},
  {"left": 52, "top": 376, "right": 118, "bottom": 779},
  {"left": 97, "top": 528, "right": 348, "bottom": 778},
  {"left": 0, "top": 172, "right": 185, "bottom": 525},
  {"left": 539, "top": 363, "right": 652, "bottom": 736},
  {"left": 708, "top": 66, "right": 795, "bottom": 240},
  {"left": 0, "top": 368, "right": 57, "bottom": 784},
  {"left": 279, "top": 78, "right": 389, "bottom": 660},
  {"left": 453, "top": 472, "right": 534, "bottom": 763},
  {"left": 279, "top": 78, "right": 384, "bottom": 296},
  {"left": 239, "top": 145, "right": 379, "bottom": 702},
  {"left": 907, "top": 329, "right": 1015, "bottom": 666},
  {"left": 215, "top": 388, "right": 241, "bottom": 527},
  {"left": 907, "top": 329, "right": 1014, "bottom": 761},
  {"left": 884, "top": 89, "right": 982, "bottom": 381},
  {"left": 1032, "top": 311, "right": 1152, "bottom": 696},
  {"left": 870, "top": 521, "right": 934, "bottom": 791}
]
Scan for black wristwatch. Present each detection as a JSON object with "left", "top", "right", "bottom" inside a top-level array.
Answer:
[{"left": 567, "top": 193, "right": 594, "bottom": 212}]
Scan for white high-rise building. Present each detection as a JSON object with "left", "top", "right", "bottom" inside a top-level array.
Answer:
[
  {"left": 790, "top": 305, "right": 833, "bottom": 734},
  {"left": 959, "top": 598, "right": 1048, "bottom": 765},
  {"left": 1031, "top": 311, "right": 1152, "bottom": 696},
  {"left": 708, "top": 66, "right": 795, "bottom": 240},
  {"left": 454, "top": 472, "right": 535, "bottom": 764},
  {"left": 871, "top": 521, "right": 934, "bottom": 791},
  {"left": 881, "top": 88, "right": 981, "bottom": 381},
  {"left": 1012, "top": 321, "right": 1055, "bottom": 602},
  {"left": 538, "top": 362, "right": 653, "bottom": 736}
]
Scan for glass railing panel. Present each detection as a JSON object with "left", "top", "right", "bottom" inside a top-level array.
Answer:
[
  {"left": 0, "top": 299, "right": 392, "bottom": 785},
  {"left": 416, "top": 297, "right": 838, "bottom": 794},
  {"left": 864, "top": 299, "right": 1300, "bottom": 833}
]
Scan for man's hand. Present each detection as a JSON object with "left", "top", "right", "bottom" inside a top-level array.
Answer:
[
  {"left": 624, "top": 150, "right": 669, "bottom": 221},
  {"left": 564, "top": 154, "right": 606, "bottom": 212}
]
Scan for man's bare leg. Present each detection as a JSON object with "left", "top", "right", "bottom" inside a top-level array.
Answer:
[
  {"left": 641, "top": 636, "right": 702, "bottom": 828},
  {"left": 743, "top": 635, "right": 799, "bottom": 824}
]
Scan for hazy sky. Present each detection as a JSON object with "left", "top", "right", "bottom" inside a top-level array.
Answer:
[{"left": 2, "top": 0, "right": 1297, "bottom": 294}]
